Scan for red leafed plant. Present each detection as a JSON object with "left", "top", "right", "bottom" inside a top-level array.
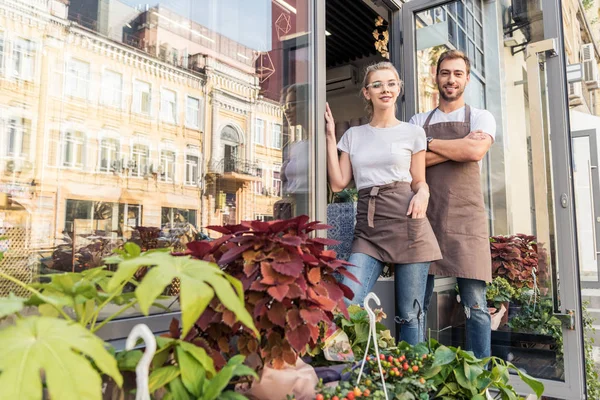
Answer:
[
  {"left": 490, "top": 234, "right": 548, "bottom": 289},
  {"left": 175, "top": 215, "right": 358, "bottom": 370}
]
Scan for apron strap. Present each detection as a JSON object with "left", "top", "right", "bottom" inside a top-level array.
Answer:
[
  {"left": 464, "top": 104, "right": 471, "bottom": 124},
  {"left": 423, "top": 108, "right": 438, "bottom": 128},
  {"left": 367, "top": 186, "right": 380, "bottom": 228}
]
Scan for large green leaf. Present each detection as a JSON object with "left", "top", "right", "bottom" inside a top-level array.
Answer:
[
  {"left": 432, "top": 345, "right": 456, "bottom": 367},
  {"left": 203, "top": 355, "right": 258, "bottom": 400},
  {"left": 108, "top": 251, "right": 258, "bottom": 337},
  {"left": 0, "top": 316, "right": 122, "bottom": 400},
  {"left": 149, "top": 366, "right": 181, "bottom": 393},
  {"left": 508, "top": 363, "right": 544, "bottom": 397},
  {"left": 179, "top": 340, "right": 216, "bottom": 377},
  {"left": 0, "top": 293, "right": 26, "bottom": 319},
  {"left": 176, "top": 346, "right": 204, "bottom": 397}
]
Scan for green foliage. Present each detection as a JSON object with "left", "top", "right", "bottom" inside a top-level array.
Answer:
[
  {"left": 147, "top": 351, "right": 258, "bottom": 400},
  {"left": 106, "top": 245, "right": 258, "bottom": 338},
  {"left": 0, "top": 316, "right": 122, "bottom": 400},
  {"left": 333, "top": 304, "right": 394, "bottom": 358},
  {"left": 0, "top": 243, "right": 258, "bottom": 400},
  {"left": 486, "top": 277, "right": 516, "bottom": 309},
  {"left": 508, "top": 293, "right": 563, "bottom": 365},
  {"left": 315, "top": 340, "right": 544, "bottom": 399},
  {"left": 582, "top": 301, "right": 600, "bottom": 399}
]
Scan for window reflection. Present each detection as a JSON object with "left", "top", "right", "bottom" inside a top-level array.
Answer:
[{"left": 0, "top": 0, "right": 313, "bottom": 317}]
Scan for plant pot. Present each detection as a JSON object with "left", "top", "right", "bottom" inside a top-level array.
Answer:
[
  {"left": 326, "top": 202, "right": 357, "bottom": 261},
  {"left": 238, "top": 358, "right": 318, "bottom": 400},
  {"left": 500, "top": 301, "right": 510, "bottom": 326}
]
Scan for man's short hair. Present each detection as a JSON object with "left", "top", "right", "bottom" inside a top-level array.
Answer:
[{"left": 436, "top": 50, "right": 471, "bottom": 76}]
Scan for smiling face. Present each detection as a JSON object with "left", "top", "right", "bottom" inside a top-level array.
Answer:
[
  {"left": 436, "top": 57, "right": 470, "bottom": 102},
  {"left": 362, "top": 69, "right": 401, "bottom": 114}
]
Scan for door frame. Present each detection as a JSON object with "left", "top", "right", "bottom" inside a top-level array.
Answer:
[
  {"left": 573, "top": 128, "right": 600, "bottom": 289},
  {"left": 398, "top": 0, "right": 586, "bottom": 398}
]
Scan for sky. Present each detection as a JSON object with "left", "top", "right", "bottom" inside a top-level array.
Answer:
[{"left": 119, "top": 0, "right": 272, "bottom": 51}]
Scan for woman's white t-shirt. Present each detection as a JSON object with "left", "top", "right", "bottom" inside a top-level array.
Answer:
[{"left": 337, "top": 123, "right": 426, "bottom": 191}]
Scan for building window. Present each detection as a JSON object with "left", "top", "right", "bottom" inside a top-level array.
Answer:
[
  {"left": 160, "top": 88, "right": 177, "bottom": 123},
  {"left": 61, "top": 129, "right": 85, "bottom": 168},
  {"left": 0, "top": 36, "right": 5, "bottom": 75},
  {"left": 133, "top": 80, "right": 152, "bottom": 115},
  {"left": 130, "top": 141, "right": 149, "bottom": 177},
  {"left": 272, "top": 123, "right": 282, "bottom": 149},
  {"left": 185, "top": 96, "right": 201, "bottom": 129},
  {"left": 65, "top": 59, "right": 90, "bottom": 99},
  {"left": 99, "top": 137, "right": 120, "bottom": 172},
  {"left": 254, "top": 168, "right": 263, "bottom": 194},
  {"left": 159, "top": 145, "right": 176, "bottom": 182},
  {"left": 272, "top": 169, "right": 281, "bottom": 196},
  {"left": 64, "top": 199, "right": 141, "bottom": 237},
  {"left": 255, "top": 119, "right": 265, "bottom": 145},
  {"left": 12, "top": 38, "right": 35, "bottom": 80},
  {"left": 4, "top": 117, "right": 30, "bottom": 158},
  {"left": 185, "top": 146, "right": 200, "bottom": 186},
  {"left": 161, "top": 207, "right": 197, "bottom": 228},
  {"left": 101, "top": 70, "right": 123, "bottom": 108}
]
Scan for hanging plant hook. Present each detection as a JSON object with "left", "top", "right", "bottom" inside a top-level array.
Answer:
[
  {"left": 125, "top": 323, "right": 157, "bottom": 400},
  {"left": 356, "top": 292, "right": 389, "bottom": 400}
]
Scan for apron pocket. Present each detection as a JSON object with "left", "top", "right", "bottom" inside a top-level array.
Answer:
[
  {"left": 407, "top": 217, "right": 427, "bottom": 241},
  {"left": 445, "top": 189, "right": 489, "bottom": 239}
]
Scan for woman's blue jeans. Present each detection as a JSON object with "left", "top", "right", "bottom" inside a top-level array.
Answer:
[{"left": 340, "top": 252, "right": 430, "bottom": 346}]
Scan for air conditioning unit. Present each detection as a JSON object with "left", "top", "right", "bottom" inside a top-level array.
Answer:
[
  {"left": 326, "top": 65, "right": 358, "bottom": 93},
  {"left": 110, "top": 159, "right": 122, "bottom": 173},
  {"left": 582, "top": 43, "right": 600, "bottom": 89},
  {"left": 568, "top": 82, "right": 584, "bottom": 106}
]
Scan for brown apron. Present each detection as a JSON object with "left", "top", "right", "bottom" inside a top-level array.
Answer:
[
  {"left": 423, "top": 105, "right": 492, "bottom": 282},
  {"left": 352, "top": 181, "right": 442, "bottom": 264}
]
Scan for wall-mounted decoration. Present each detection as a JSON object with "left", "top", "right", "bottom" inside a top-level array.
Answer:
[{"left": 373, "top": 16, "right": 389, "bottom": 59}]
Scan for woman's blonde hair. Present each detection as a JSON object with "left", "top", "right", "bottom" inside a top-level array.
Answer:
[{"left": 361, "top": 61, "right": 402, "bottom": 120}]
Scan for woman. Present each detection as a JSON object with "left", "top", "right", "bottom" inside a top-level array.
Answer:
[{"left": 325, "top": 62, "right": 441, "bottom": 344}]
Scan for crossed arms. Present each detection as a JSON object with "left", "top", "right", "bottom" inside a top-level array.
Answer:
[{"left": 426, "top": 130, "right": 493, "bottom": 167}]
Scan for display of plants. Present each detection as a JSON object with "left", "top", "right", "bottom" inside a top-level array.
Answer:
[
  {"left": 0, "top": 242, "right": 257, "bottom": 400},
  {"left": 490, "top": 234, "right": 548, "bottom": 289},
  {"left": 332, "top": 304, "right": 395, "bottom": 359},
  {"left": 486, "top": 277, "right": 516, "bottom": 310},
  {"left": 313, "top": 340, "right": 544, "bottom": 400},
  {"left": 182, "top": 215, "right": 358, "bottom": 369}
]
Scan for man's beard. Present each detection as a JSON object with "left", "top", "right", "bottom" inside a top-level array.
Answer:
[{"left": 438, "top": 84, "right": 464, "bottom": 101}]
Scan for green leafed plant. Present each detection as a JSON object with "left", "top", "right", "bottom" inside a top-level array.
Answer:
[
  {"left": 106, "top": 244, "right": 258, "bottom": 339},
  {"left": 0, "top": 242, "right": 259, "bottom": 400},
  {"left": 486, "top": 277, "right": 516, "bottom": 309},
  {"left": 0, "top": 316, "right": 122, "bottom": 400}
]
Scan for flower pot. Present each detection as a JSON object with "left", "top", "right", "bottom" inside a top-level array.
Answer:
[{"left": 500, "top": 301, "right": 510, "bottom": 326}]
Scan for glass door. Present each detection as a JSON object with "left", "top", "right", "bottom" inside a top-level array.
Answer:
[
  {"left": 400, "top": 0, "right": 586, "bottom": 398},
  {"left": 572, "top": 129, "right": 600, "bottom": 288}
]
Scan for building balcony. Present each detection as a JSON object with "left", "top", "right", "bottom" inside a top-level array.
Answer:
[{"left": 209, "top": 157, "right": 261, "bottom": 181}]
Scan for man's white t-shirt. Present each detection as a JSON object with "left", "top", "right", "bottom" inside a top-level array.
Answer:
[
  {"left": 337, "top": 123, "right": 426, "bottom": 191},
  {"left": 408, "top": 106, "right": 497, "bottom": 141}
]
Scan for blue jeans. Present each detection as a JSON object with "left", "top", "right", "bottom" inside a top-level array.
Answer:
[
  {"left": 423, "top": 274, "right": 491, "bottom": 359},
  {"left": 340, "top": 253, "right": 430, "bottom": 346}
]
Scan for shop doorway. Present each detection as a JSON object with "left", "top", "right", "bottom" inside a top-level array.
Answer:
[{"left": 399, "top": 0, "right": 585, "bottom": 398}]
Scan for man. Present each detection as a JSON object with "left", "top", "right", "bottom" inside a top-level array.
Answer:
[{"left": 409, "top": 50, "right": 495, "bottom": 359}]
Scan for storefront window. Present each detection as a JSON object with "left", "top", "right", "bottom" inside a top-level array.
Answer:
[{"left": 0, "top": 0, "right": 314, "bottom": 323}]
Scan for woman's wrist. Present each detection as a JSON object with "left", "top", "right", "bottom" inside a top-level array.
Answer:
[{"left": 417, "top": 187, "right": 430, "bottom": 197}]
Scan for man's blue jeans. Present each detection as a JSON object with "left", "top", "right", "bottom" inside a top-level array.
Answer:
[
  {"left": 340, "top": 252, "right": 430, "bottom": 346},
  {"left": 424, "top": 274, "right": 491, "bottom": 359}
]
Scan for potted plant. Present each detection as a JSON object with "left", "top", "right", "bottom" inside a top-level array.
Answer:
[
  {"left": 486, "top": 277, "right": 516, "bottom": 328},
  {"left": 490, "top": 234, "right": 549, "bottom": 291},
  {"left": 182, "top": 216, "right": 357, "bottom": 368},
  {"left": 0, "top": 242, "right": 259, "bottom": 400}
]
